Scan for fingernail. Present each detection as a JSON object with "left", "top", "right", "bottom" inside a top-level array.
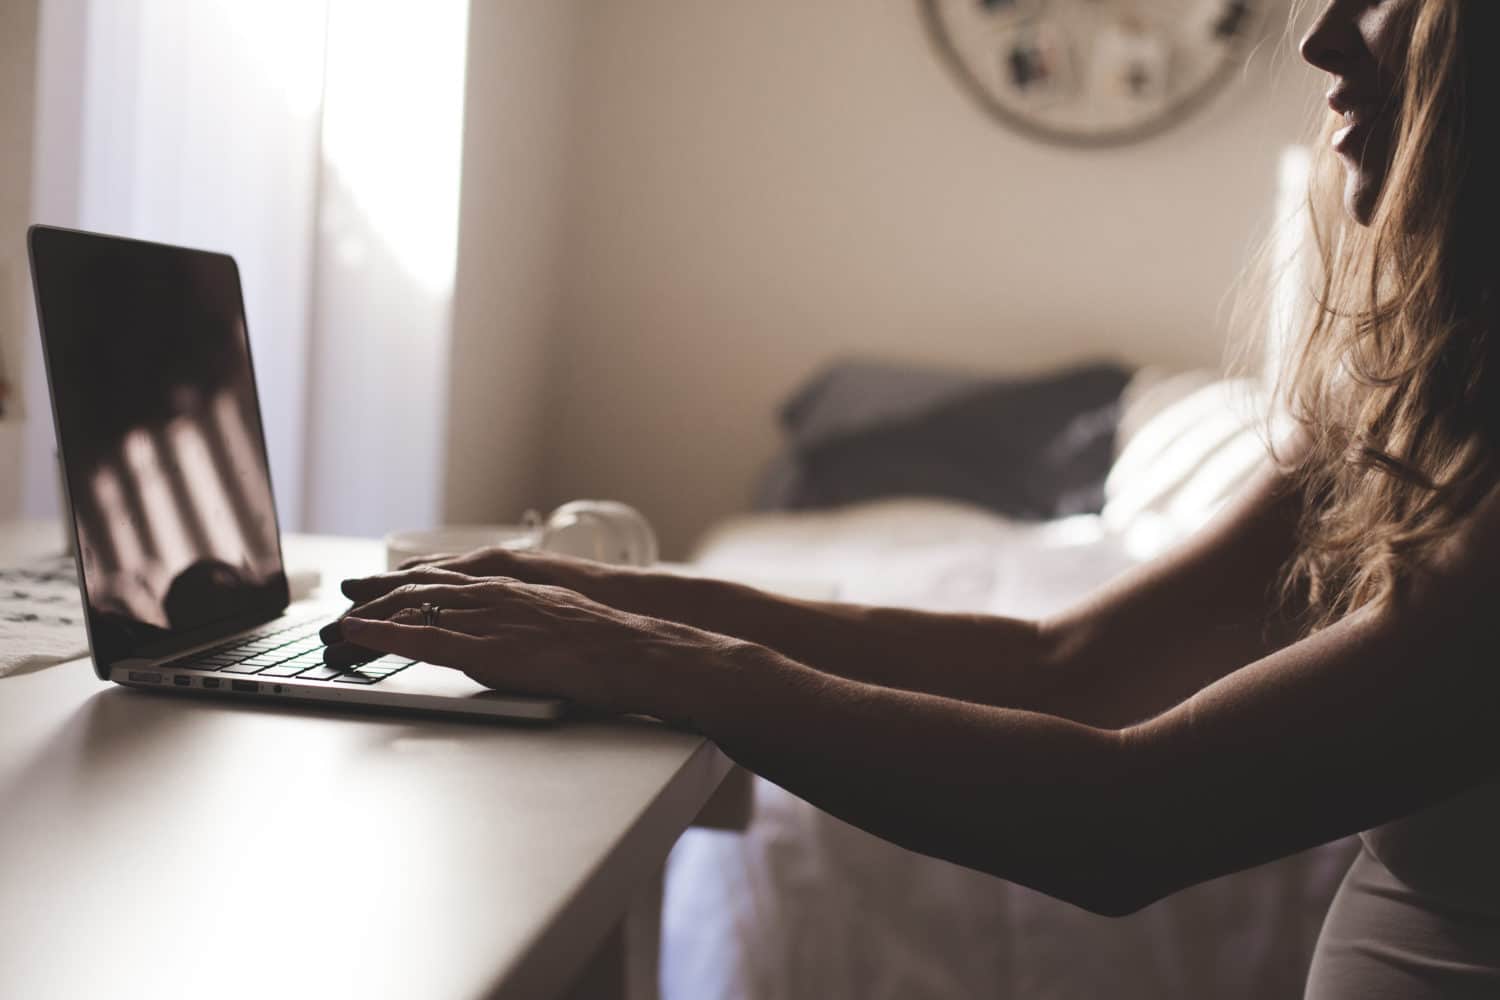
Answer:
[{"left": 342, "top": 617, "right": 369, "bottom": 633}]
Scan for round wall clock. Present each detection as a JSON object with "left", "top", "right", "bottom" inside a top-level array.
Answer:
[{"left": 920, "top": 0, "right": 1260, "bottom": 148}]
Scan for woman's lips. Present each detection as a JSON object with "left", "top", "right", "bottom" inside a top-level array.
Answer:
[
  {"left": 1332, "top": 116, "right": 1371, "bottom": 156},
  {"left": 1326, "top": 80, "right": 1393, "bottom": 157},
  {"left": 1327, "top": 85, "right": 1384, "bottom": 115},
  {"left": 1329, "top": 103, "right": 1384, "bottom": 156}
]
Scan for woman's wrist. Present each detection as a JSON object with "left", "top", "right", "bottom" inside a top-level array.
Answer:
[
  {"left": 587, "top": 566, "right": 707, "bottom": 626},
  {"left": 621, "top": 616, "right": 755, "bottom": 728}
]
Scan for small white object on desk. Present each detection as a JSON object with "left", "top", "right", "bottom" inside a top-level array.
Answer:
[{"left": 286, "top": 566, "right": 322, "bottom": 602}]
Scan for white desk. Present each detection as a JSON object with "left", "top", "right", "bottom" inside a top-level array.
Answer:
[{"left": 0, "top": 533, "right": 736, "bottom": 1000}]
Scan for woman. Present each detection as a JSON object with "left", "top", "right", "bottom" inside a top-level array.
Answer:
[{"left": 325, "top": 1, "right": 1500, "bottom": 994}]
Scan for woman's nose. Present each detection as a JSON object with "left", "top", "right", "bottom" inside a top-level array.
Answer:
[{"left": 1300, "top": 2, "right": 1356, "bottom": 75}]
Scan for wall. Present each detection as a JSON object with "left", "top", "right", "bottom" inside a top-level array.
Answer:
[
  {"left": 545, "top": 0, "right": 1322, "bottom": 557},
  {"left": 0, "top": 0, "right": 40, "bottom": 522},
  {"left": 441, "top": 0, "right": 583, "bottom": 525},
  {"left": 6, "top": 1, "right": 1325, "bottom": 555}
]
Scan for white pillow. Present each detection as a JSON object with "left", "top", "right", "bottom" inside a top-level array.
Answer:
[
  {"left": 1102, "top": 375, "right": 1271, "bottom": 554},
  {"left": 1112, "top": 367, "right": 1218, "bottom": 456}
]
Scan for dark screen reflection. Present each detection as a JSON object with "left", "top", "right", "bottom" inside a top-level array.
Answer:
[{"left": 31, "top": 229, "right": 287, "bottom": 666}]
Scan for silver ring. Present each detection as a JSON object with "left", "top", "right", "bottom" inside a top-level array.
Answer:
[{"left": 420, "top": 602, "right": 441, "bottom": 627}]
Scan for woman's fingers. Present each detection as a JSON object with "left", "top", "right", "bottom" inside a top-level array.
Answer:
[
  {"left": 339, "top": 617, "right": 487, "bottom": 666},
  {"left": 340, "top": 565, "right": 475, "bottom": 604},
  {"left": 340, "top": 549, "right": 576, "bottom": 612},
  {"left": 322, "top": 578, "right": 497, "bottom": 645},
  {"left": 339, "top": 618, "right": 569, "bottom": 701},
  {"left": 388, "top": 604, "right": 502, "bottom": 636},
  {"left": 322, "top": 639, "right": 381, "bottom": 668}
]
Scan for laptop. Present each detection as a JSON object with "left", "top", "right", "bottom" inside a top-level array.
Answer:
[{"left": 28, "top": 225, "right": 564, "bottom": 722}]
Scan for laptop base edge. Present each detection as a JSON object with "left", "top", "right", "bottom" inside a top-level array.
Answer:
[{"left": 110, "top": 667, "right": 568, "bottom": 723}]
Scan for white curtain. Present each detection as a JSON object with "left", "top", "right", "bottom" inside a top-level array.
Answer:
[
  {"left": 25, "top": 0, "right": 327, "bottom": 527},
  {"left": 301, "top": 0, "right": 470, "bottom": 535},
  {"left": 22, "top": 0, "right": 469, "bottom": 537}
]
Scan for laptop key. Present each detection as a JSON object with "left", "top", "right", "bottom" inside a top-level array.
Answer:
[
  {"left": 259, "top": 662, "right": 311, "bottom": 677},
  {"left": 294, "top": 664, "right": 346, "bottom": 681},
  {"left": 221, "top": 662, "right": 268, "bottom": 674},
  {"left": 274, "top": 654, "right": 325, "bottom": 670},
  {"left": 334, "top": 672, "right": 379, "bottom": 685}
]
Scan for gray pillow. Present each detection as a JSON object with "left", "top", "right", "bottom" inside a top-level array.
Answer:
[{"left": 757, "top": 360, "right": 1131, "bottom": 520}]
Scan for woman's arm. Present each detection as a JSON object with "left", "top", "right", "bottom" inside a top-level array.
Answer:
[
  {"left": 682, "top": 587, "right": 1500, "bottom": 915},
  {"left": 333, "top": 458, "right": 1305, "bottom": 728},
  {"left": 336, "top": 486, "right": 1500, "bottom": 915}
]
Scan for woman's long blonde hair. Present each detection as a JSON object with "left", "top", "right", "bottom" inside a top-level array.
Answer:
[{"left": 1272, "top": 0, "right": 1500, "bottom": 634}]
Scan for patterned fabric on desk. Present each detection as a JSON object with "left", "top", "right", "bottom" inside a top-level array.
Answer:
[{"left": 0, "top": 556, "right": 88, "bottom": 678}]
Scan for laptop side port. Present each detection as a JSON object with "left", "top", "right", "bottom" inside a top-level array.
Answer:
[
  {"left": 202, "top": 677, "right": 222, "bottom": 690},
  {"left": 172, "top": 675, "right": 191, "bottom": 687},
  {"left": 231, "top": 680, "right": 258, "bottom": 693},
  {"left": 128, "top": 671, "right": 162, "bottom": 684}
]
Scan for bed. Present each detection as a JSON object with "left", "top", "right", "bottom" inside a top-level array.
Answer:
[{"left": 660, "top": 363, "right": 1357, "bottom": 1000}]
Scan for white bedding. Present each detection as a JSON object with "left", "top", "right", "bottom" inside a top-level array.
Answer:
[{"left": 664, "top": 498, "right": 1356, "bottom": 1000}]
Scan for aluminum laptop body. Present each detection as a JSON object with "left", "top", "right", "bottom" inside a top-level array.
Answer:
[{"left": 28, "top": 225, "right": 562, "bottom": 722}]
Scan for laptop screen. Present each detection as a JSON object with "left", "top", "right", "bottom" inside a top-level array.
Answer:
[{"left": 29, "top": 227, "right": 289, "bottom": 671}]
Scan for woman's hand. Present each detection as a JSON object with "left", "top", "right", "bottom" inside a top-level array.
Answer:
[
  {"left": 323, "top": 577, "right": 734, "bottom": 719},
  {"left": 327, "top": 548, "right": 670, "bottom": 645}
]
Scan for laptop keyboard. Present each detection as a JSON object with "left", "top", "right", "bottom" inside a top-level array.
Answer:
[{"left": 161, "top": 617, "right": 415, "bottom": 685}]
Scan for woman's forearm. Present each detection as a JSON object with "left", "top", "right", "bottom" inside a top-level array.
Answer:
[
  {"left": 645, "top": 636, "right": 1146, "bottom": 916},
  {"left": 607, "top": 461, "right": 1305, "bottom": 728},
  {"left": 613, "top": 572, "right": 1066, "bottom": 711}
]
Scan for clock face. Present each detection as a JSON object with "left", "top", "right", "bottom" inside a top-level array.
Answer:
[{"left": 921, "top": 0, "right": 1260, "bottom": 147}]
